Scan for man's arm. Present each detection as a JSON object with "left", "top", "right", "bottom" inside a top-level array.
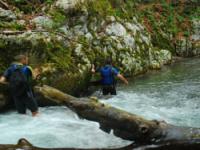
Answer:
[
  {"left": 117, "top": 74, "right": 128, "bottom": 85},
  {"left": 112, "top": 67, "right": 128, "bottom": 85},
  {"left": 0, "top": 67, "right": 10, "bottom": 84}
]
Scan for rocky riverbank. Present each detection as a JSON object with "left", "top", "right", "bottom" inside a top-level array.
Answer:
[{"left": 0, "top": 0, "right": 199, "bottom": 95}]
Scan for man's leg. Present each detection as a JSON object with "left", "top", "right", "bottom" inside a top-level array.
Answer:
[
  {"left": 102, "top": 86, "right": 109, "bottom": 95},
  {"left": 13, "top": 96, "right": 26, "bottom": 114},
  {"left": 25, "top": 92, "right": 39, "bottom": 116},
  {"left": 110, "top": 86, "right": 117, "bottom": 95}
]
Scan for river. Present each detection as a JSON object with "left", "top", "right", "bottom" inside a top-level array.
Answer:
[{"left": 0, "top": 58, "right": 199, "bottom": 148}]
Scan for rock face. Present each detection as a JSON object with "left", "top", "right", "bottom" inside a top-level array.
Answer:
[
  {"left": 191, "top": 19, "right": 200, "bottom": 55},
  {"left": 32, "top": 16, "right": 54, "bottom": 29},
  {"left": 175, "top": 19, "right": 200, "bottom": 56},
  {"left": 55, "top": 0, "right": 85, "bottom": 13},
  {"left": 0, "top": 7, "right": 16, "bottom": 21},
  {"left": 0, "top": 0, "right": 198, "bottom": 94}
]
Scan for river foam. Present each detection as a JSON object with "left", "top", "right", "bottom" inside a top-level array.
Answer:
[{"left": 0, "top": 106, "right": 130, "bottom": 148}]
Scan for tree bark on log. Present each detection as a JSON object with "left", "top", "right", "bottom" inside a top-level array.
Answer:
[{"left": 0, "top": 83, "right": 200, "bottom": 147}]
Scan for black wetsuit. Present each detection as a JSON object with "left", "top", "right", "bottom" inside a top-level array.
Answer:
[{"left": 3, "top": 63, "right": 38, "bottom": 114}]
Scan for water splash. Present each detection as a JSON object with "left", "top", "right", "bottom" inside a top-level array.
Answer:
[{"left": 0, "top": 106, "right": 130, "bottom": 148}]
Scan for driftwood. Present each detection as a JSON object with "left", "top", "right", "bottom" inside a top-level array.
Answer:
[{"left": 0, "top": 83, "right": 200, "bottom": 149}]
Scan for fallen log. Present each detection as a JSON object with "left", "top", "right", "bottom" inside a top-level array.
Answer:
[
  {"left": 0, "top": 83, "right": 200, "bottom": 146},
  {"left": 33, "top": 85, "right": 200, "bottom": 144}
]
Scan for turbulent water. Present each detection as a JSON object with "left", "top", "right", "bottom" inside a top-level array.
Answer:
[
  {"left": 0, "top": 58, "right": 200, "bottom": 148},
  {"left": 103, "top": 58, "right": 200, "bottom": 128}
]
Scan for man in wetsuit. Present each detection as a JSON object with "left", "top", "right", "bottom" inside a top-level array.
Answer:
[
  {"left": 0, "top": 54, "right": 39, "bottom": 116},
  {"left": 91, "top": 58, "right": 128, "bottom": 95}
]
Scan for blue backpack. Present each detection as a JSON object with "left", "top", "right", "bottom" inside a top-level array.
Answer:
[
  {"left": 9, "top": 65, "right": 30, "bottom": 97},
  {"left": 100, "top": 66, "right": 115, "bottom": 85}
]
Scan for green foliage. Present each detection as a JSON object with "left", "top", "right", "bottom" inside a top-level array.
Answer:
[
  {"left": 49, "top": 10, "right": 67, "bottom": 29},
  {"left": 183, "top": 30, "right": 190, "bottom": 37},
  {"left": 84, "top": 0, "right": 136, "bottom": 20},
  {"left": 13, "top": 0, "right": 55, "bottom": 4},
  {"left": 7, "top": 0, "right": 56, "bottom": 14},
  {"left": 14, "top": 0, "right": 25, "bottom": 2},
  {"left": 177, "top": 15, "right": 184, "bottom": 22},
  {"left": 137, "top": 0, "right": 197, "bottom": 54},
  {"left": 190, "top": 7, "right": 200, "bottom": 20},
  {"left": 45, "top": 0, "right": 55, "bottom": 4},
  {"left": 50, "top": 47, "right": 73, "bottom": 71},
  {"left": 43, "top": 40, "right": 75, "bottom": 72},
  {"left": 0, "top": 22, "right": 26, "bottom": 31},
  {"left": 85, "top": 0, "right": 114, "bottom": 17}
]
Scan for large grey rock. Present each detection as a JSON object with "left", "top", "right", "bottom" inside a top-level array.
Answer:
[
  {"left": 175, "top": 19, "right": 200, "bottom": 56},
  {"left": 55, "top": 0, "right": 84, "bottom": 12},
  {"left": 73, "top": 24, "right": 88, "bottom": 36},
  {"left": 125, "top": 22, "right": 140, "bottom": 35},
  {"left": 32, "top": 16, "right": 54, "bottom": 29},
  {"left": 191, "top": 19, "right": 200, "bottom": 45},
  {"left": 106, "top": 22, "right": 127, "bottom": 37},
  {"left": 158, "top": 49, "right": 172, "bottom": 65},
  {"left": 191, "top": 19, "right": 200, "bottom": 55},
  {"left": 0, "top": 7, "right": 16, "bottom": 21},
  {"left": 123, "top": 34, "right": 135, "bottom": 49}
]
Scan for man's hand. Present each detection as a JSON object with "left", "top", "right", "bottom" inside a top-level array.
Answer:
[
  {"left": 33, "top": 68, "right": 41, "bottom": 80},
  {"left": 124, "top": 80, "right": 129, "bottom": 85},
  {"left": 0, "top": 76, "right": 7, "bottom": 84}
]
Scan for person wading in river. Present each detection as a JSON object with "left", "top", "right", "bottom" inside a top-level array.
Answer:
[
  {"left": 0, "top": 54, "right": 39, "bottom": 116},
  {"left": 91, "top": 58, "right": 128, "bottom": 95}
]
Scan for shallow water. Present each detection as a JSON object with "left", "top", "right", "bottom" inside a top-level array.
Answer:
[{"left": 0, "top": 58, "right": 200, "bottom": 148}]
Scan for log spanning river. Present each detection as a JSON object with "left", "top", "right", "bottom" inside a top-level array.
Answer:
[{"left": 0, "top": 58, "right": 200, "bottom": 148}]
